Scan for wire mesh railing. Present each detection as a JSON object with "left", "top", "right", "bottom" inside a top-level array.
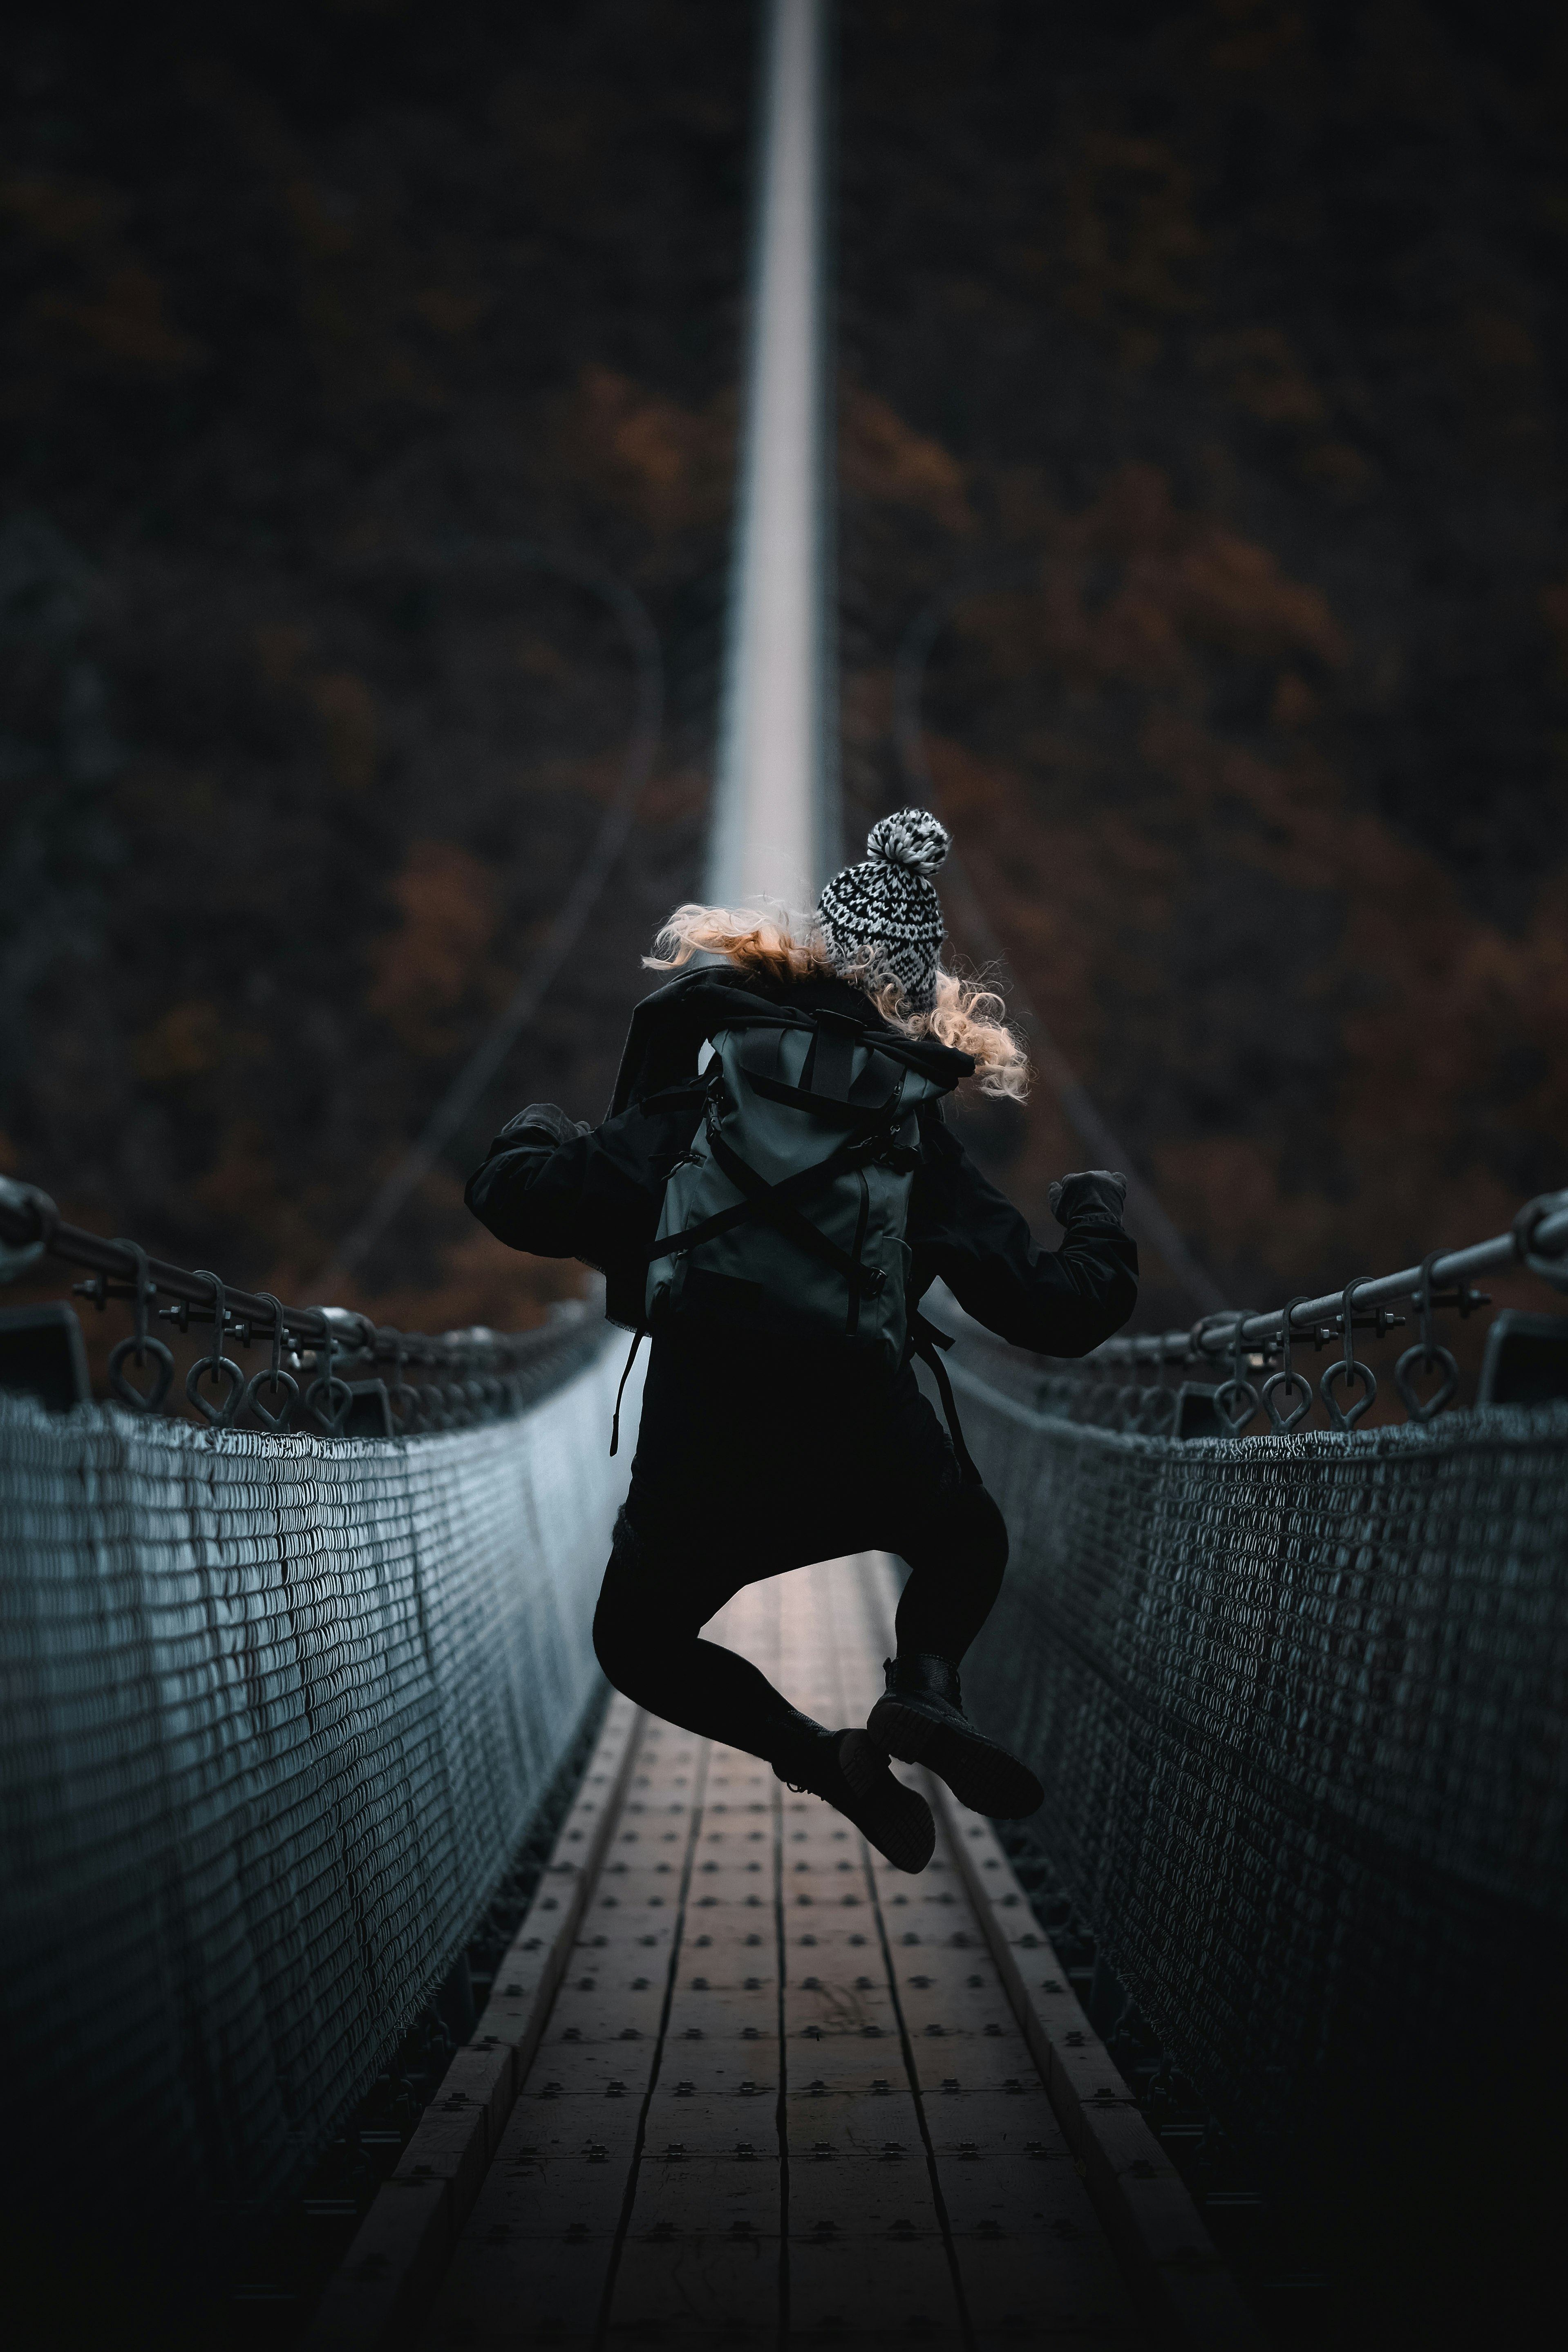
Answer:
[
  {"left": 933, "top": 1221, "right": 1568, "bottom": 2287},
  {"left": 0, "top": 1167, "right": 639, "bottom": 2301}
]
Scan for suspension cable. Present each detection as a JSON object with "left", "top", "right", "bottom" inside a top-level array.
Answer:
[
  {"left": 894, "top": 579, "right": 1228, "bottom": 1317},
  {"left": 318, "top": 546, "right": 663, "bottom": 1296}
]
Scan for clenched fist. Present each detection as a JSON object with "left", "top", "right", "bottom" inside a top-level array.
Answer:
[
  {"left": 499, "top": 1102, "right": 591, "bottom": 1148},
  {"left": 1048, "top": 1169, "right": 1129, "bottom": 1224}
]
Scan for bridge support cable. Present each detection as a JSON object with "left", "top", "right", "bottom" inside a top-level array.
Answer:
[
  {"left": 709, "top": 0, "right": 839, "bottom": 905},
  {"left": 895, "top": 586, "right": 1228, "bottom": 1319},
  {"left": 320, "top": 548, "right": 664, "bottom": 1296}
]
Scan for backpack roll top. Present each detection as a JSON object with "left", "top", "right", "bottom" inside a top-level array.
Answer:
[{"left": 645, "top": 1003, "right": 970, "bottom": 1370}]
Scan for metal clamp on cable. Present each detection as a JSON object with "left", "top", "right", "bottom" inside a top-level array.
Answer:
[
  {"left": 1512, "top": 1189, "right": 1568, "bottom": 1290},
  {"left": 1320, "top": 1277, "right": 1378, "bottom": 1430},
  {"left": 1263, "top": 1297, "right": 1314, "bottom": 1433},
  {"left": 1394, "top": 1252, "right": 1461, "bottom": 1423},
  {"left": 306, "top": 1314, "right": 354, "bottom": 1437},
  {"left": 243, "top": 1295, "right": 299, "bottom": 1432},
  {"left": 0, "top": 1175, "right": 58, "bottom": 1284},
  {"left": 185, "top": 1269, "right": 246, "bottom": 1427},
  {"left": 1188, "top": 1309, "right": 1239, "bottom": 1367},
  {"left": 106, "top": 1240, "right": 174, "bottom": 1412},
  {"left": 387, "top": 1334, "right": 421, "bottom": 1433},
  {"left": 1214, "top": 1314, "right": 1260, "bottom": 1437}
]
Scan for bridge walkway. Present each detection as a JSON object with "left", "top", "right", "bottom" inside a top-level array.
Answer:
[{"left": 312, "top": 1554, "right": 1250, "bottom": 2349}]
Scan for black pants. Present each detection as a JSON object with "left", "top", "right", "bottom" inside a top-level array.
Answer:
[{"left": 591, "top": 1336, "right": 1009, "bottom": 1764}]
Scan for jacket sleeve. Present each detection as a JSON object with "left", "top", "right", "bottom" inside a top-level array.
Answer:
[
  {"left": 465, "top": 1083, "right": 706, "bottom": 1271},
  {"left": 911, "top": 1120, "right": 1138, "bottom": 1356}
]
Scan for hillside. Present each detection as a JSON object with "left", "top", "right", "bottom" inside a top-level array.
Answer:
[
  {"left": 1, "top": 0, "right": 746, "bottom": 1338},
  {"left": 4, "top": 0, "right": 1567, "bottom": 1356},
  {"left": 838, "top": 0, "right": 1568, "bottom": 1328}
]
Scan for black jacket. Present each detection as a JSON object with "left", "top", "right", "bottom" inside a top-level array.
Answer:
[{"left": 465, "top": 968, "right": 1137, "bottom": 1359}]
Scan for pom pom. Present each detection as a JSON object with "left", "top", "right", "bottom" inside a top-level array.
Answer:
[{"left": 866, "top": 807, "right": 951, "bottom": 877}]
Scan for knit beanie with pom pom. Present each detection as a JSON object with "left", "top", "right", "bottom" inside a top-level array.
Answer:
[{"left": 817, "top": 808, "right": 950, "bottom": 1012}]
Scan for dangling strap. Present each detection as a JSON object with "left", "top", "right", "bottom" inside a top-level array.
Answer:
[
  {"left": 910, "top": 1313, "right": 982, "bottom": 1486},
  {"left": 609, "top": 1325, "right": 646, "bottom": 1457}
]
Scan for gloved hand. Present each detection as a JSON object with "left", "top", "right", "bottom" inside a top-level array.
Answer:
[
  {"left": 1049, "top": 1169, "right": 1129, "bottom": 1224},
  {"left": 497, "top": 1102, "right": 591, "bottom": 1149}
]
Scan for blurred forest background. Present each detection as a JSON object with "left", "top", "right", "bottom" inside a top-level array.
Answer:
[{"left": 4, "top": 0, "right": 1568, "bottom": 1357}]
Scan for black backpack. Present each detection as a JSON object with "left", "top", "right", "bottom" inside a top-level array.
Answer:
[
  {"left": 603, "top": 980, "right": 980, "bottom": 1470},
  {"left": 645, "top": 998, "right": 969, "bottom": 1365}
]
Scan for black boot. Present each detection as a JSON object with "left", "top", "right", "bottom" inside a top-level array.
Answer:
[
  {"left": 769, "top": 1712, "right": 935, "bottom": 1875},
  {"left": 867, "top": 1653, "right": 1044, "bottom": 1820}
]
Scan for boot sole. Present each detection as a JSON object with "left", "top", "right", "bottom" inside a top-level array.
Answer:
[
  {"left": 867, "top": 1698, "right": 1044, "bottom": 1821},
  {"left": 837, "top": 1730, "right": 936, "bottom": 1873}
]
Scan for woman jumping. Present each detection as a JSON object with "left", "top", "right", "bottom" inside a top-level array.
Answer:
[{"left": 466, "top": 810, "right": 1136, "bottom": 1873}]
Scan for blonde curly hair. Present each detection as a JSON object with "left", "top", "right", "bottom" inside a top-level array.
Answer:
[{"left": 645, "top": 902, "right": 1031, "bottom": 1102}]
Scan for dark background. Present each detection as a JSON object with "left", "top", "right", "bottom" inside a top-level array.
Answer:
[
  {"left": 4, "top": 0, "right": 1567, "bottom": 1356},
  {"left": 1, "top": 0, "right": 747, "bottom": 1352}
]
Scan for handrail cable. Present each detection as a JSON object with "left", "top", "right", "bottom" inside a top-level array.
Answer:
[
  {"left": 895, "top": 580, "right": 1228, "bottom": 1317},
  {"left": 11, "top": 1173, "right": 1566, "bottom": 1398},
  {"left": 0, "top": 1175, "right": 563, "bottom": 1378},
  {"left": 317, "top": 545, "right": 663, "bottom": 1296},
  {"left": 1065, "top": 1188, "right": 1568, "bottom": 1367}
]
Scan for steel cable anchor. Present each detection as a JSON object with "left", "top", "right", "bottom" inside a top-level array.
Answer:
[
  {"left": 1213, "top": 1315, "right": 1261, "bottom": 1437},
  {"left": 1262, "top": 1297, "right": 1314, "bottom": 1433},
  {"left": 106, "top": 1240, "right": 174, "bottom": 1411},
  {"left": 1394, "top": 1251, "right": 1466, "bottom": 1422},
  {"left": 1512, "top": 1188, "right": 1568, "bottom": 1288},
  {"left": 1319, "top": 1276, "right": 1388, "bottom": 1429},
  {"left": 185, "top": 1268, "right": 245, "bottom": 1426},
  {"left": 386, "top": 1333, "right": 421, "bottom": 1433},
  {"left": 306, "top": 1316, "right": 353, "bottom": 1437},
  {"left": 0, "top": 1177, "right": 56, "bottom": 1284},
  {"left": 243, "top": 1295, "right": 300, "bottom": 1432}
]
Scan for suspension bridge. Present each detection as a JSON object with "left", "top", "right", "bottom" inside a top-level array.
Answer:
[{"left": 2, "top": 4, "right": 1566, "bottom": 2346}]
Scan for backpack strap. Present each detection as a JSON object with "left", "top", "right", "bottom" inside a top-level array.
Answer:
[
  {"left": 645, "top": 1124, "right": 892, "bottom": 1296},
  {"left": 799, "top": 1007, "right": 859, "bottom": 1101},
  {"left": 686, "top": 982, "right": 974, "bottom": 1089},
  {"left": 703, "top": 1128, "right": 888, "bottom": 1298},
  {"left": 735, "top": 1021, "right": 907, "bottom": 1121},
  {"left": 608, "top": 1323, "right": 646, "bottom": 1456},
  {"left": 910, "top": 1313, "right": 982, "bottom": 1486},
  {"left": 611, "top": 976, "right": 973, "bottom": 1117}
]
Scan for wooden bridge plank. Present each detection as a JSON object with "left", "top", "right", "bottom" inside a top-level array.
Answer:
[
  {"left": 787, "top": 2236, "right": 965, "bottom": 2341},
  {"left": 850, "top": 1551, "right": 1264, "bottom": 2347},
  {"left": 304, "top": 1696, "right": 643, "bottom": 2352},
  {"left": 417, "top": 1705, "right": 708, "bottom": 2346},
  {"left": 381, "top": 1551, "right": 1255, "bottom": 2349},
  {"left": 598, "top": 1587, "right": 787, "bottom": 2343},
  {"left": 777, "top": 1561, "right": 969, "bottom": 2348},
  {"left": 827, "top": 1559, "right": 1150, "bottom": 2346}
]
